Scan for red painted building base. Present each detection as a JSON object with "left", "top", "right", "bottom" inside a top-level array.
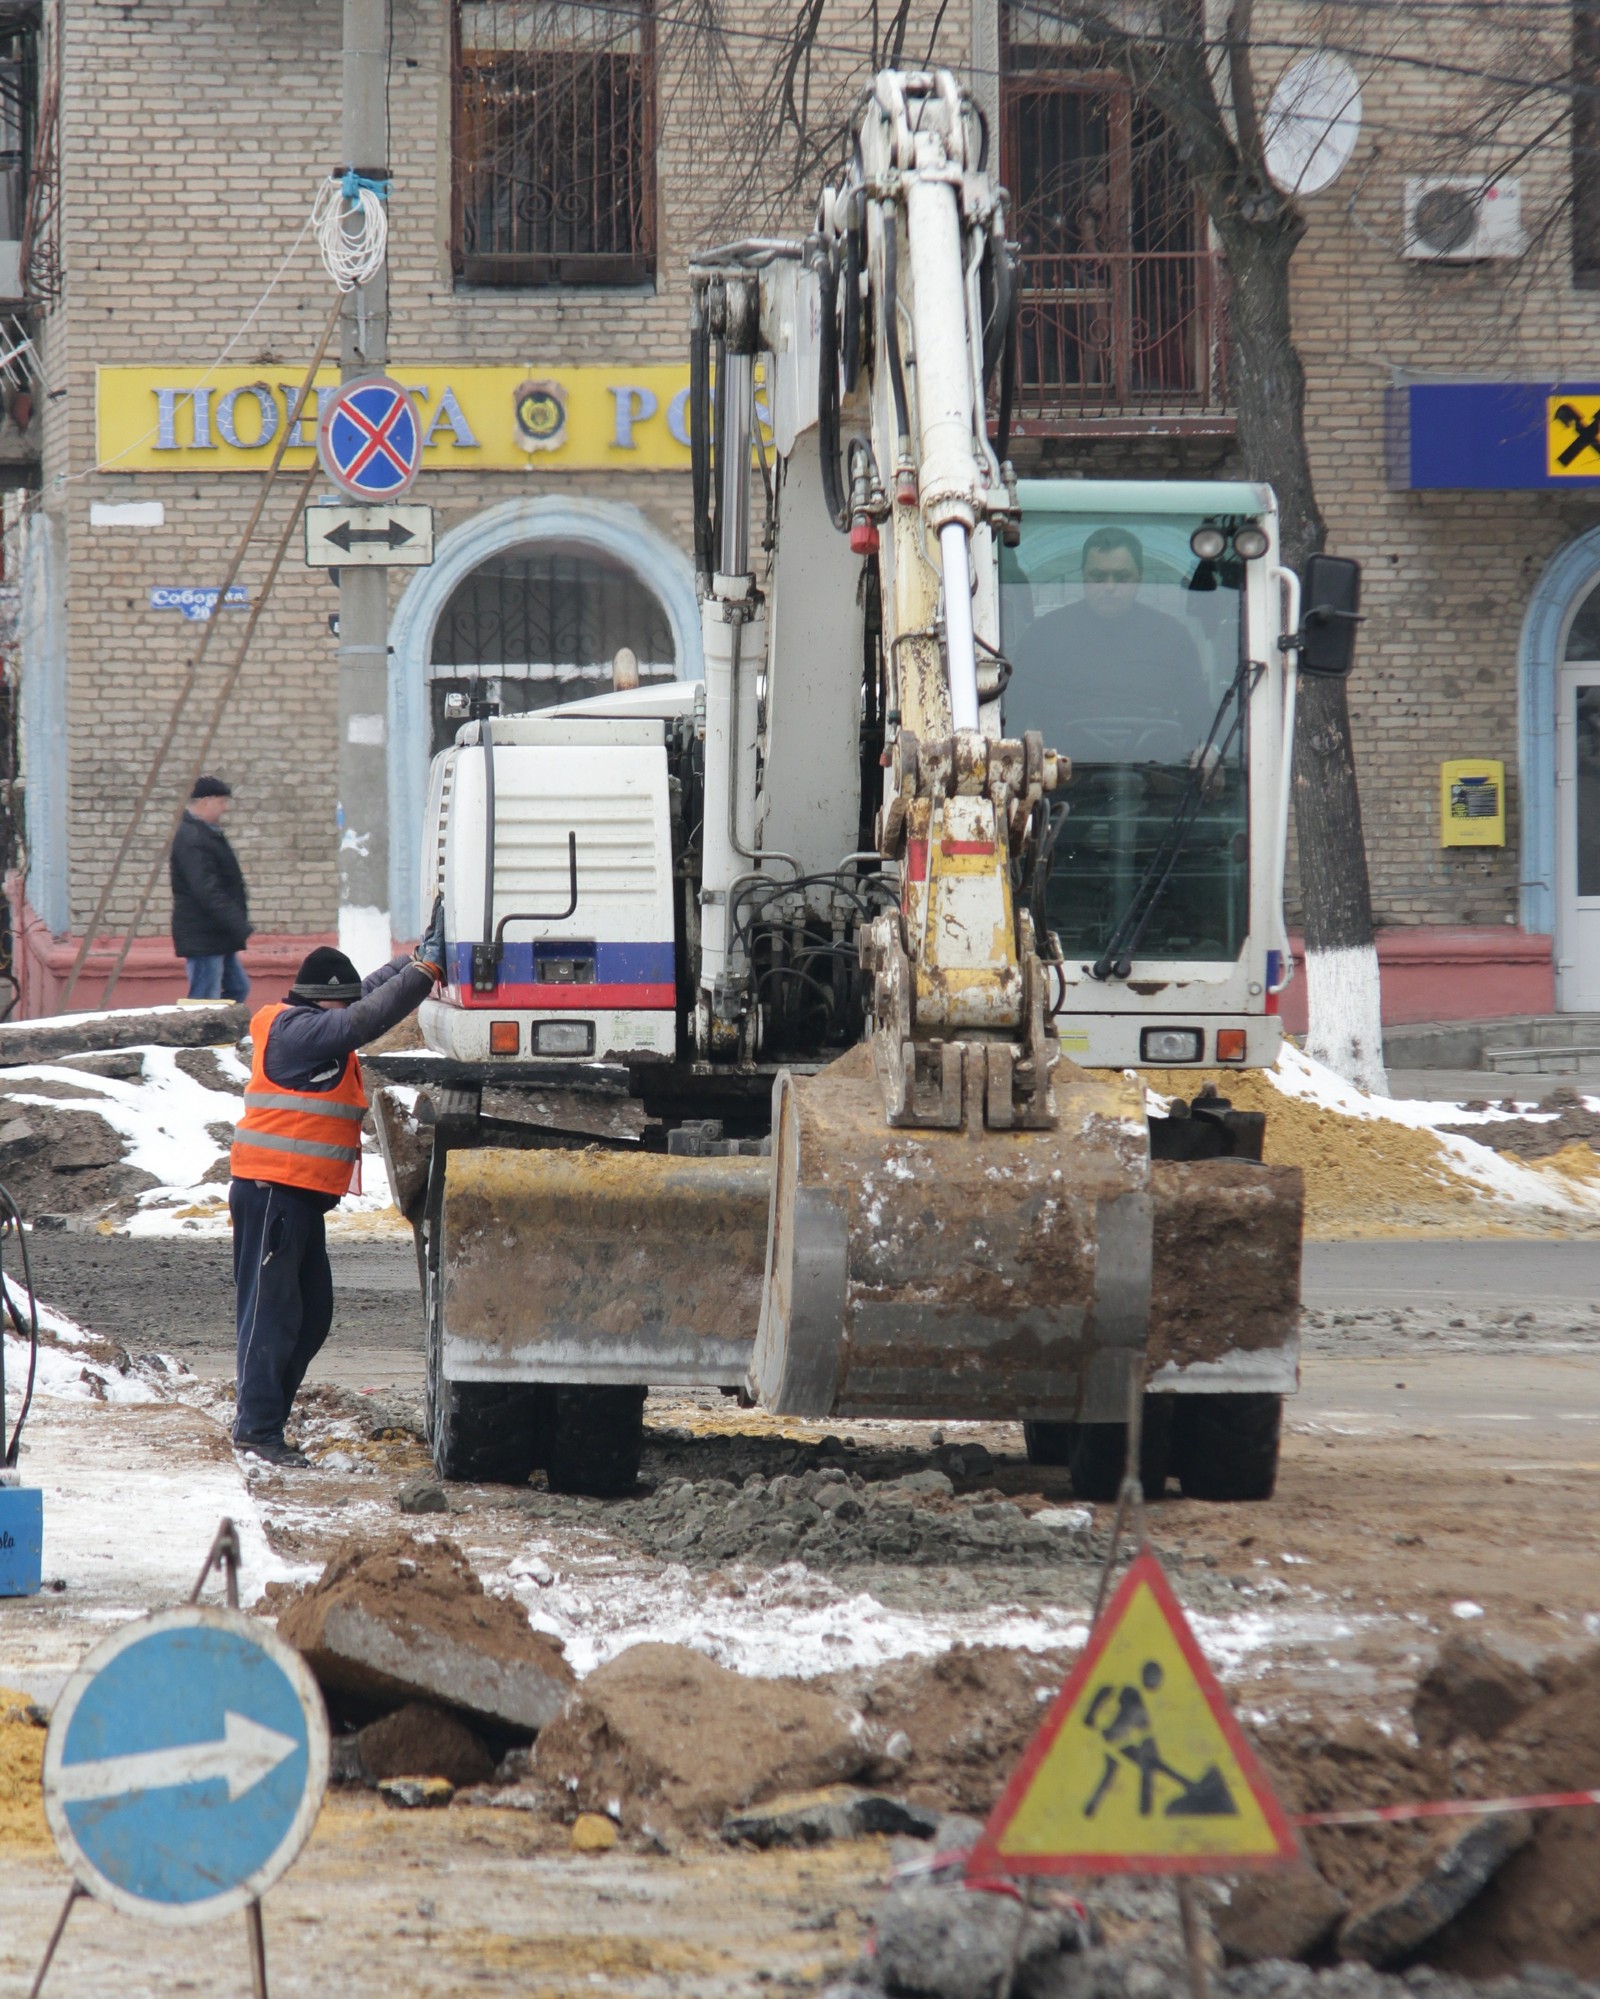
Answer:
[
  {"left": 1277, "top": 927, "right": 1554, "bottom": 1036},
  {"left": 6, "top": 890, "right": 1558, "bottom": 1036},
  {"left": 12, "top": 889, "right": 335, "bottom": 1019}
]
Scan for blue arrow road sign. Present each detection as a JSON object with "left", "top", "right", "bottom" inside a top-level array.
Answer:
[
  {"left": 317, "top": 374, "right": 422, "bottom": 500},
  {"left": 42, "top": 1607, "right": 328, "bottom": 1924}
]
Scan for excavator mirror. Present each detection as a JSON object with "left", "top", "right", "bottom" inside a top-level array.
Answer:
[{"left": 1299, "top": 554, "right": 1363, "bottom": 677}]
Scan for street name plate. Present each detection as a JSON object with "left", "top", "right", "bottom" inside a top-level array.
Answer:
[{"left": 304, "top": 502, "right": 435, "bottom": 568}]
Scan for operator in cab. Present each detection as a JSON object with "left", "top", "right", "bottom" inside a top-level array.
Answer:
[
  {"left": 1008, "top": 526, "right": 1212, "bottom": 761},
  {"left": 228, "top": 900, "right": 446, "bottom": 1468}
]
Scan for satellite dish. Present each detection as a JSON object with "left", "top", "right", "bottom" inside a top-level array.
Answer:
[{"left": 1263, "top": 54, "right": 1362, "bottom": 196}]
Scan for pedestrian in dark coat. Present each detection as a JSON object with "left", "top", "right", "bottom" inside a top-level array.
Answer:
[{"left": 170, "top": 775, "right": 251, "bottom": 1002}]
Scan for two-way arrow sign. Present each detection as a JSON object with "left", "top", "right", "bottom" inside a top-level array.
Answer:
[{"left": 304, "top": 501, "right": 434, "bottom": 569}]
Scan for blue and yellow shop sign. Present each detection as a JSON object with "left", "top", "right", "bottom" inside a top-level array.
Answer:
[
  {"left": 95, "top": 365, "right": 695, "bottom": 474},
  {"left": 1387, "top": 380, "right": 1600, "bottom": 489}
]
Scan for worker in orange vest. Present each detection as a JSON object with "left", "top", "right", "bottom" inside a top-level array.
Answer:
[{"left": 229, "top": 900, "right": 446, "bottom": 1467}]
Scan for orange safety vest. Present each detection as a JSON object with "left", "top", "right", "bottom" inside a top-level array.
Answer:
[{"left": 230, "top": 1003, "right": 368, "bottom": 1199}]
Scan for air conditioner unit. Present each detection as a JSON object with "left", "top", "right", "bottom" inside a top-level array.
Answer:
[{"left": 1403, "top": 177, "right": 1525, "bottom": 261}]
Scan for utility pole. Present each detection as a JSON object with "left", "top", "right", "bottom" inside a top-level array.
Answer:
[{"left": 337, "top": 0, "right": 392, "bottom": 970}]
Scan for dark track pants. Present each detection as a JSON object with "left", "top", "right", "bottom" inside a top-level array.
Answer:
[{"left": 230, "top": 1176, "right": 334, "bottom": 1446}]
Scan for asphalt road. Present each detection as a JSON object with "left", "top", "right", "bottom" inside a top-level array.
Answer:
[{"left": 1302, "top": 1238, "right": 1600, "bottom": 1312}]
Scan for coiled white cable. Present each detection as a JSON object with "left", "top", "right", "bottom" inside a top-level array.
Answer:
[{"left": 313, "top": 173, "right": 388, "bottom": 292}]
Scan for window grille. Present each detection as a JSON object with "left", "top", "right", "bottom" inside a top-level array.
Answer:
[
  {"left": 452, "top": 0, "right": 655, "bottom": 288},
  {"left": 1001, "top": 20, "right": 1226, "bottom": 421}
]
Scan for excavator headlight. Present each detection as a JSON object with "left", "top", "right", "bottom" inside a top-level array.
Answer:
[
  {"left": 1232, "top": 524, "right": 1270, "bottom": 561},
  {"left": 1190, "top": 524, "right": 1227, "bottom": 562},
  {"left": 1141, "top": 1027, "right": 1203, "bottom": 1064}
]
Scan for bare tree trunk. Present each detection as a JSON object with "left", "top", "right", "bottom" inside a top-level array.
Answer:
[
  {"left": 1221, "top": 221, "right": 1388, "bottom": 1094},
  {"left": 1130, "top": 7, "right": 1388, "bottom": 1092}
]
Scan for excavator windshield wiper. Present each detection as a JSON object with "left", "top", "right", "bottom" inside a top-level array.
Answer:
[{"left": 1087, "top": 657, "right": 1263, "bottom": 982}]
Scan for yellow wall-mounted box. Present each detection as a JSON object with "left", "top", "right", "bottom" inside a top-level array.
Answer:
[{"left": 1440, "top": 759, "right": 1506, "bottom": 846}]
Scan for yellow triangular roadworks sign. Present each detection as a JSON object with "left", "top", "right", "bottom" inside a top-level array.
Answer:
[{"left": 968, "top": 1550, "right": 1300, "bottom": 1877}]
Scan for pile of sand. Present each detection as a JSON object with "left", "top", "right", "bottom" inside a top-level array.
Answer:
[
  {"left": 1147, "top": 1046, "right": 1600, "bottom": 1238},
  {"left": 0, "top": 1687, "right": 50, "bottom": 1853}
]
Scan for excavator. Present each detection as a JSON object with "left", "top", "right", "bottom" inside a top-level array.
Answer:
[{"left": 371, "top": 69, "right": 1362, "bottom": 1505}]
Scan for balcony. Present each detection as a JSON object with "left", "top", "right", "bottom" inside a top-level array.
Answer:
[{"left": 1010, "top": 246, "right": 1231, "bottom": 435}]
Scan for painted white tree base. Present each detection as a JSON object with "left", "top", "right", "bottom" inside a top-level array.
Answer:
[{"left": 1302, "top": 941, "right": 1388, "bottom": 1095}]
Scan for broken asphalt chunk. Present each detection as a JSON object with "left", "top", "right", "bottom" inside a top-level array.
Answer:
[
  {"left": 277, "top": 1533, "right": 574, "bottom": 1735},
  {"left": 722, "top": 1785, "right": 940, "bottom": 1849}
]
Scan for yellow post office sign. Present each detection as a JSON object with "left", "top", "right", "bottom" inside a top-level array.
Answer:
[
  {"left": 1440, "top": 758, "right": 1506, "bottom": 847},
  {"left": 96, "top": 365, "right": 695, "bottom": 474}
]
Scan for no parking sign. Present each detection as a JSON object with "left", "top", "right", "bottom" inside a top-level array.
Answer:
[{"left": 317, "top": 373, "right": 423, "bottom": 500}]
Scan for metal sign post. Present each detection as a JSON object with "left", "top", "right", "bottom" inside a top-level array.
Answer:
[{"left": 27, "top": 1518, "right": 329, "bottom": 1998}]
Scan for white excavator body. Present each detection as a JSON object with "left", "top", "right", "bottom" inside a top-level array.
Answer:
[{"left": 377, "top": 70, "right": 1361, "bottom": 1503}]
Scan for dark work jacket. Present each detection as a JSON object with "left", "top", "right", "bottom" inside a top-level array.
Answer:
[
  {"left": 251, "top": 957, "right": 435, "bottom": 1213},
  {"left": 170, "top": 811, "right": 250, "bottom": 957}
]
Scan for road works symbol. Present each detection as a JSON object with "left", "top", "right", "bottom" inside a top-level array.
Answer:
[
  {"left": 1548, "top": 395, "right": 1600, "bottom": 476},
  {"left": 967, "top": 1551, "right": 1299, "bottom": 1877},
  {"left": 317, "top": 373, "right": 423, "bottom": 499},
  {"left": 42, "top": 1606, "right": 329, "bottom": 1923}
]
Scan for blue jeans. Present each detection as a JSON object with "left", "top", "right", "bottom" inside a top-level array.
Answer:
[
  {"left": 230, "top": 1178, "right": 334, "bottom": 1445},
  {"left": 186, "top": 952, "right": 249, "bottom": 1002}
]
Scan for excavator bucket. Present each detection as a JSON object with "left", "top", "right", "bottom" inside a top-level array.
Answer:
[
  {"left": 751, "top": 1044, "right": 1303, "bottom": 1422},
  {"left": 435, "top": 1147, "right": 771, "bottom": 1392},
  {"left": 428, "top": 1053, "right": 1301, "bottom": 1427}
]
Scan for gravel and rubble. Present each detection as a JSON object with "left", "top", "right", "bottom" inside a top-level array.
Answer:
[{"left": 616, "top": 1460, "right": 1094, "bottom": 1571}]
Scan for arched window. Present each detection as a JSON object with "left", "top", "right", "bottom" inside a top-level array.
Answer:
[
  {"left": 1566, "top": 572, "right": 1600, "bottom": 659},
  {"left": 427, "top": 540, "right": 676, "bottom": 751}
]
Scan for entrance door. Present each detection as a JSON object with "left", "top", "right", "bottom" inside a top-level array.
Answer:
[{"left": 1556, "top": 664, "right": 1600, "bottom": 1008}]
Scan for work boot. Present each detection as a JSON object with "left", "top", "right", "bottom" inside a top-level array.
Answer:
[{"left": 235, "top": 1435, "right": 311, "bottom": 1469}]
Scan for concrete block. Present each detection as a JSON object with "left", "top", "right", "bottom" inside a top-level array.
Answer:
[{"left": 277, "top": 1534, "right": 575, "bottom": 1736}]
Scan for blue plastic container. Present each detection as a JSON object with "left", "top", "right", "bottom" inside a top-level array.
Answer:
[{"left": 0, "top": 1480, "right": 42, "bottom": 1595}]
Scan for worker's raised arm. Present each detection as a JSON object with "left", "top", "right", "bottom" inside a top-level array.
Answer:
[{"left": 261, "top": 903, "right": 445, "bottom": 1090}]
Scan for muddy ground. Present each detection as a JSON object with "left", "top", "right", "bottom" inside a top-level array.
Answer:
[{"left": 4, "top": 1231, "right": 1600, "bottom": 1996}]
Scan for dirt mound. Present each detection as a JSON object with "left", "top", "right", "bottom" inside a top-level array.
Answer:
[
  {"left": 1439, "top": 1086, "right": 1600, "bottom": 1162},
  {"left": 1242, "top": 1642, "right": 1600, "bottom": 1977},
  {"left": 354, "top": 1701, "right": 496, "bottom": 1788},
  {"left": 822, "top": 1645, "right": 1074, "bottom": 1814},
  {"left": 1412, "top": 1634, "right": 1543, "bottom": 1749},
  {"left": 277, "top": 1533, "right": 574, "bottom": 1734},
  {"left": 1425, "top": 1648, "right": 1600, "bottom": 1980},
  {"left": 532, "top": 1642, "right": 873, "bottom": 1832}
]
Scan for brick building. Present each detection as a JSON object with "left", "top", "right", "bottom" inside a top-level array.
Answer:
[{"left": 9, "top": 0, "right": 1600, "bottom": 1024}]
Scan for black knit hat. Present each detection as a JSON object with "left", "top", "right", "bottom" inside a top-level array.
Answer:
[
  {"left": 190, "top": 775, "right": 232, "bottom": 800},
  {"left": 288, "top": 947, "right": 363, "bottom": 1003}
]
